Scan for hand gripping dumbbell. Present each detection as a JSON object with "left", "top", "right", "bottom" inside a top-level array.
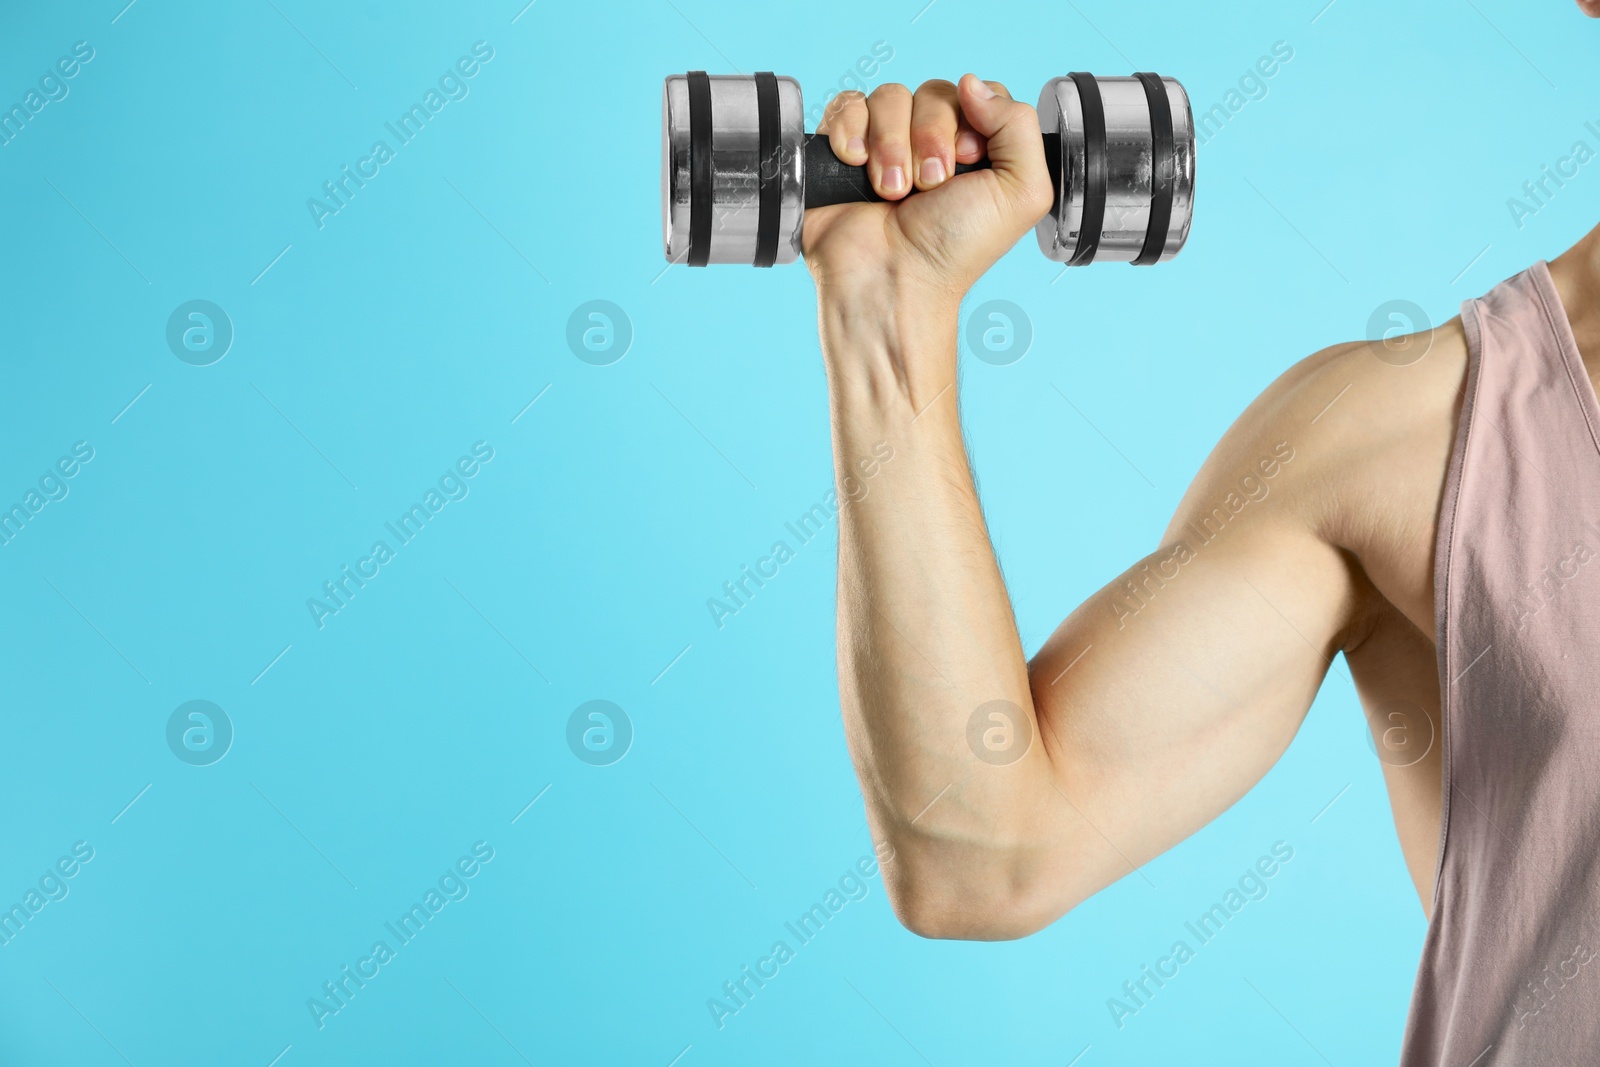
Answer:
[{"left": 662, "top": 71, "right": 1195, "bottom": 267}]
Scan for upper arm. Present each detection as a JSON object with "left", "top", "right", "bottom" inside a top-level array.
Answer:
[{"left": 1021, "top": 346, "right": 1367, "bottom": 914}]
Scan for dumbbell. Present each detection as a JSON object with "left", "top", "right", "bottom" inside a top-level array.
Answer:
[{"left": 661, "top": 71, "right": 1195, "bottom": 267}]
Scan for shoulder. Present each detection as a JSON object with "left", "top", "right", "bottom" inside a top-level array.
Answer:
[
  {"left": 1278, "top": 320, "right": 1468, "bottom": 549},
  {"left": 1165, "top": 318, "right": 1470, "bottom": 638}
]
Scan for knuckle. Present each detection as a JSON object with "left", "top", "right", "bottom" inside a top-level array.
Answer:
[
  {"left": 822, "top": 93, "right": 866, "bottom": 127},
  {"left": 869, "top": 81, "right": 911, "bottom": 104},
  {"left": 910, "top": 125, "right": 948, "bottom": 154},
  {"left": 916, "top": 78, "right": 957, "bottom": 97}
]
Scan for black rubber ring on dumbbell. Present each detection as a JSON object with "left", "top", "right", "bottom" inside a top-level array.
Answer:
[
  {"left": 1068, "top": 73, "right": 1107, "bottom": 267},
  {"left": 753, "top": 72, "right": 781, "bottom": 268},
  {"left": 687, "top": 70, "right": 713, "bottom": 267},
  {"left": 1133, "top": 73, "right": 1174, "bottom": 267}
]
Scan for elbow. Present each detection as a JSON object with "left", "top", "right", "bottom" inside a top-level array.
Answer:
[
  {"left": 896, "top": 908, "right": 1048, "bottom": 943},
  {"left": 883, "top": 859, "right": 1077, "bottom": 942}
]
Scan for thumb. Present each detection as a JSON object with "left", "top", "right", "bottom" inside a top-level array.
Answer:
[{"left": 957, "top": 74, "right": 1053, "bottom": 221}]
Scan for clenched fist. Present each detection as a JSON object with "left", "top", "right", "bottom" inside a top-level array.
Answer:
[{"left": 802, "top": 74, "right": 1054, "bottom": 300}]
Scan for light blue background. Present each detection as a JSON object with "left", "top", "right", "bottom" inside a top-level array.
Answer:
[{"left": 0, "top": 0, "right": 1594, "bottom": 1063}]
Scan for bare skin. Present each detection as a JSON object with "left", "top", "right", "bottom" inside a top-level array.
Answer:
[{"left": 804, "top": 56, "right": 1600, "bottom": 940}]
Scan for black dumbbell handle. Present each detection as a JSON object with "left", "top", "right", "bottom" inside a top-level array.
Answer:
[{"left": 803, "top": 132, "right": 1062, "bottom": 209}]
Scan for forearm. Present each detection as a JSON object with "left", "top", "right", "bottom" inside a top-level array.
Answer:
[{"left": 820, "top": 283, "right": 1054, "bottom": 924}]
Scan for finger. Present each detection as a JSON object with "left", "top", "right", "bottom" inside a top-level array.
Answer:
[
  {"left": 956, "top": 74, "right": 1053, "bottom": 221},
  {"left": 959, "top": 80, "right": 1008, "bottom": 160},
  {"left": 865, "top": 82, "right": 914, "bottom": 199},
  {"left": 817, "top": 90, "right": 868, "bottom": 165},
  {"left": 954, "top": 111, "right": 986, "bottom": 165},
  {"left": 909, "top": 79, "right": 960, "bottom": 190}
]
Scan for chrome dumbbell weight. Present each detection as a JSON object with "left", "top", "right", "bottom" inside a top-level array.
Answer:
[{"left": 662, "top": 71, "right": 1195, "bottom": 267}]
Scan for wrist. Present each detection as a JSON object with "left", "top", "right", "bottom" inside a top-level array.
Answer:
[{"left": 816, "top": 281, "right": 962, "bottom": 415}]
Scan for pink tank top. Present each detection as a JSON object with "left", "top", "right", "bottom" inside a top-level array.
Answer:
[{"left": 1402, "top": 260, "right": 1600, "bottom": 1063}]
